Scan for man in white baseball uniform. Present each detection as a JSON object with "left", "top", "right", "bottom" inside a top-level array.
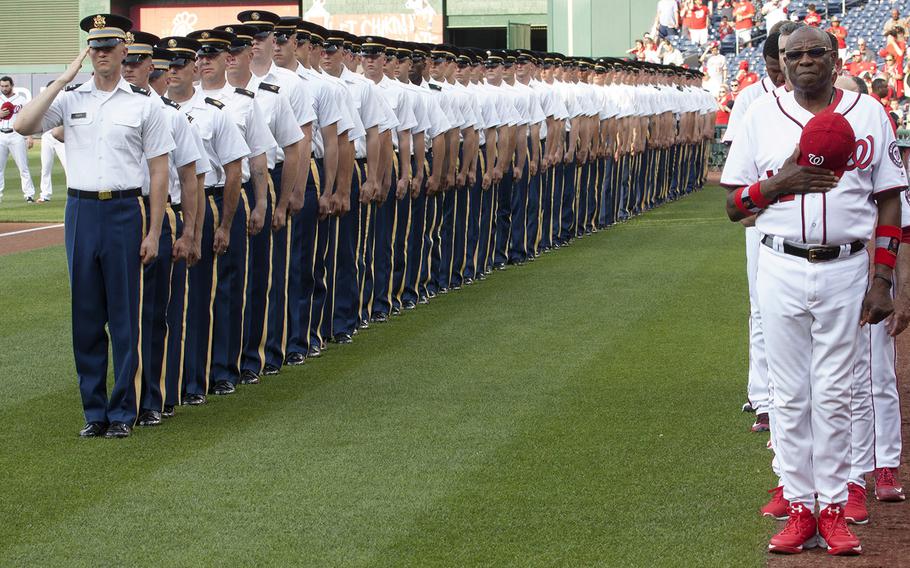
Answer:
[
  {"left": 722, "top": 26, "right": 907, "bottom": 556},
  {"left": 0, "top": 76, "right": 37, "bottom": 203}
]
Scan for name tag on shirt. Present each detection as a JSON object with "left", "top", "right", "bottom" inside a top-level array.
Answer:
[{"left": 71, "top": 112, "right": 87, "bottom": 119}]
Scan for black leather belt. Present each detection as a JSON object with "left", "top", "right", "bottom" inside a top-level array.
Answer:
[
  {"left": 0, "top": 128, "right": 14, "bottom": 134},
  {"left": 761, "top": 235, "right": 864, "bottom": 263},
  {"left": 68, "top": 188, "right": 141, "bottom": 200},
  {"left": 204, "top": 186, "right": 224, "bottom": 197},
  {"left": 170, "top": 203, "right": 181, "bottom": 213}
]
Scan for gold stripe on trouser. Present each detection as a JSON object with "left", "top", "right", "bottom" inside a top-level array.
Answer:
[
  {"left": 395, "top": 157, "right": 412, "bottom": 304},
  {"left": 353, "top": 160, "right": 364, "bottom": 311},
  {"left": 574, "top": 161, "right": 582, "bottom": 231},
  {"left": 387, "top": 154, "right": 399, "bottom": 308},
  {"left": 306, "top": 159, "right": 323, "bottom": 345},
  {"left": 359, "top": 202, "right": 372, "bottom": 317},
  {"left": 235, "top": 190, "right": 251, "bottom": 372},
  {"left": 471, "top": 150, "right": 485, "bottom": 272},
  {"left": 205, "top": 195, "right": 220, "bottom": 394},
  {"left": 257, "top": 178, "right": 276, "bottom": 368},
  {"left": 549, "top": 160, "right": 557, "bottom": 243},
  {"left": 133, "top": 197, "right": 148, "bottom": 421},
  {"left": 535, "top": 141, "right": 544, "bottom": 250},
  {"left": 417, "top": 158, "right": 431, "bottom": 291},
  {"left": 280, "top": 209, "right": 292, "bottom": 360},
  {"left": 176, "top": 250, "right": 190, "bottom": 405},
  {"left": 159, "top": 207, "right": 177, "bottom": 410}
]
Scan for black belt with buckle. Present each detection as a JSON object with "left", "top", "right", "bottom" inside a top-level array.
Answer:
[
  {"left": 140, "top": 196, "right": 182, "bottom": 214},
  {"left": 204, "top": 186, "right": 224, "bottom": 197},
  {"left": 0, "top": 128, "right": 14, "bottom": 134},
  {"left": 761, "top": 235, "right": 864, "bottom": 262},
  {"left": 170, "top": 203, "right": 181, "bottom": 213},
  {"left": 68, "top": 188, "right": 141, "bottom": 200}
]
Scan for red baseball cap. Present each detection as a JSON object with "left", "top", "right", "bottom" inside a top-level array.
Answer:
[
  {"left": 797, "top": 111, "right": 856, "bottom": 177},
  {"left": 1, "top": 101, "right": 14, "bottom": 115}
]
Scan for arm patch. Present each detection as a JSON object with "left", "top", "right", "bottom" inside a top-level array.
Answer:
[
  {"left": 130, "top": 84, "right": 150, "bottom": 96},
  {"left": 258, "top": 82, "right": 280, "bottom": 94},
  {"left": 234, "top": 87, "right": 255, "bottom": 98},
  {"left": 205, "top": 97, "right": 225, "bottom": 109},
  {"left": 64, "top": 83, "right": 83, "bottom": 92},
  {"left": 161, "top": 96, "right": 181, "bottom": 110}
]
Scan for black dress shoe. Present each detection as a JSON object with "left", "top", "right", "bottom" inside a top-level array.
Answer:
[
  {"left": 371, "top": 312, "right": 389, "bottom": 323},
  {"left": 358, "top": 319, "right": 370, "bottom": 330},
  {"left": 391, "top": 306, "right": 402, "bottom": 316},
  {"left": 307, "top": 345, "right": 322, "bottom": 358},
  {"left": 452, "top": 284, "right": 462, "bottom": 290},
  {"left": 137, "top": 410, "right": 162, "bottom": 427},
  {"left": 210, "top": 380, "right": 236, "bottom": 395},
  {"left": 183, "top": 393, "right": 207, "bottom": 406},
  {"left": 464, "top": 278, "right": 474, "bottom": 285},
  {"left": 239, "top": 370, "right": 260, "bottom": 385},
  {"left": 162, "top": 405, "right": 176, "bottom": 418},
  {"left": 477, "top": 273, "right": 487, "bottom": 281},
  {"left": 286, "top": 352, "right": 306, "bottom": 366},
  {"left": 439, "top": 287, "right": 449, "bottom": 294},
  {"left": 427, "top": 290, "right": 437, "bottom": 299},
  {"left": 263, "top": 364, "right": 280, "bottom": 376},
  {"left": 333, "top": 332, "right": 353, "bottom": 344},
  {"left": 418, "top": 295, "right": 429, "bottom": 305},
  {"left": 79, "top": 422, "right": 107, "bottom": 438},
  {"left": 104, "top": 422, "right": 132, "bottom": 438},
  {"left": 403, "top": 300, "right": 417, "bottom": 310}
]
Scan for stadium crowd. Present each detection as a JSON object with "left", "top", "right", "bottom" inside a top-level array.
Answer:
[{"left": 629, "top": 0, "right": 910, "bottom": 130}]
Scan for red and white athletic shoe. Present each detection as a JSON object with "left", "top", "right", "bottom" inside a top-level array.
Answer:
[
  {"left": 761, "top": 486, "right": 790, "bottom": 520},
  {"left": 751, "top": 413, "right": 770, "bottom": 433},
  {"left": 844, "top": 483, "right": 869, "bottom": 524},
  {"left": 768, "top": 503, "right": 818, "bottom": 554},
  {"left": 817, "top": 504, "right": 862, "bottom": 556},
  {"left": 874, "top": 467, "right": 906, "bottom": 502}
]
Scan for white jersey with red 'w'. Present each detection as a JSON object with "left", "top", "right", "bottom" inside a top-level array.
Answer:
[{"left": 722, "top": 88, "right": 908, "bottom": 245}]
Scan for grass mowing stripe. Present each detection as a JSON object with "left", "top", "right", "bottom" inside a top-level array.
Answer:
[
  {"left": 0, "top": 147, "right": 67, "bottom": 222},
  {"left": 0, "top": 187, "right": 772, "bottom": 566}
]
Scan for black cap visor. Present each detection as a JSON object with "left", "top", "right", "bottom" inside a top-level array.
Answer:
[{"left": 88, "top": 37, "right": 122, "bottom": 49}]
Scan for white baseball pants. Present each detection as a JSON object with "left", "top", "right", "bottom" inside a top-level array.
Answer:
[
  {"left": 758, "top": 242, "right": 868, "bottom": 507},
  {"left": 0, "top": 130, "right": 35, "bottom": 200},
  {"left": 39, "top": 130, "right": 66, "bottom": 200},
  {"left": 850, "top": 314, "right": 902, "bottom": 485},
  {"left": 745, "top": 226, "right": 770, "bottom": 415}
]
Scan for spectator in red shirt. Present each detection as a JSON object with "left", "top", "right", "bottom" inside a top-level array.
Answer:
[
  {"left": 716, "top": 84, "right": 734, "bottom": 126},
  {"left": 734, "top": 61, "right": 758, "bottom": 88},
  {"left": 733, "top": 1, "right": 756, "bottom": 47},
  {"left": 871, "top": 78, "right": 899, "bottom": 133},
  {"left": 804, "top": 3, "right": 821, "bottom": 27},
  {"left": 879, "top": 27, "right": 906, "bottom": 75},
  {"left": 844, "top": 51, "right": 877, "bottom": 76},
  {"left": 718, "top": 16, "right": 734, "bottom": 40},
  {"left": 826, "top": 15, "right": 848, "bottom": 60},
  {"left": 884, "top": 58, "right": 905, "bottom": 99},
  {"left": 730, "top": 78, "right": 741, "bottom": 98},
  {"left": 687, "top": 0, "right": 710, "bottom": 45},
  {"left": 626, "top": 39, "right": 646, "bottom": 60}
]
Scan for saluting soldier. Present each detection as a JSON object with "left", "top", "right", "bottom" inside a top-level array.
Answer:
[
  {"left": 187, "top": 28, "right": 277, "bottom": 396},
  {"left": 121, "top": 31, "right": 208, "bottom": 426},
  {"left": 16, "top": 14, "right": 175, "bottom": 438},
  {"left": 160, "top": 35, "right": 250, "bottom": 407}
]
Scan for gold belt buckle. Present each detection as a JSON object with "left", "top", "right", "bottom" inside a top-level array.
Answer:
[
  {"left": 807, "top": 247, "right": 824, "bottom": 263},
  {"left": 98, "top": 190, "right": 113, "bottom": 201}
]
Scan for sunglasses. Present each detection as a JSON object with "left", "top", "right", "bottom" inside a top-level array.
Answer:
[{"left": 784, "top": 46, "right": 833, "bottom": 62}]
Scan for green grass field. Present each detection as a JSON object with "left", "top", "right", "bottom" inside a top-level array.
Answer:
[
  {"left": 0, "top": 146, "right": 67, "bottom": 223},
  {"left": 0, "top": 187, "right": 774, "bottom": 566}
]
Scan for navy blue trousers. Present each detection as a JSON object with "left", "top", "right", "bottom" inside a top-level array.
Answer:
[
  {"left": 264, "top": 163, "right": 289, "bottom": 369},
  {"left": 509, "top": 161, "right": 529, "bottom": 263},
  {"left": 493, "top": 167, "right": 514, "bottom": 265},
  {"left": 140, "top": 209, "right": 173, "bottom": 413},
  {"left": 164, "top": 209, "right": 187, "bottom": 407},
  {"left": 331, "top": 158, "right": 364, "bottom": 336},
  {"left": 372, "top": 161, "right": 397, "bottom": 316},
  {"left": 184, "top": 192, "right": 217, "bottom": 396},
  {"left": 241, "top": 177, "right": 274, "bottom": 375},
  {"left": 65, "top": 193, "right": 145, "bottom": 425},
  {"left": 464, "top": 151, "right": 484, "bottom": 281},
  {"left": 403, "top": 156, "right": 425, "bottom": 305}
]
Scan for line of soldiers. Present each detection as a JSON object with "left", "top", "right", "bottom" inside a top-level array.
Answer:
[{"left": 17, "top": 12, "right": 716, "bottom": 438}]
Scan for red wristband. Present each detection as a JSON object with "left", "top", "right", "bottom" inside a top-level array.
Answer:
[
  {"left": 749, "top": 182, "right": 772, "bottom": 209},
  {"left": 733, "top": 186, "right": 752, "bottom": 215},
  {"left": 875, "top": 247, "right": 897, "bottom": 268}
]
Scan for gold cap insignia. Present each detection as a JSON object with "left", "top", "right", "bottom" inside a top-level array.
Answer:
[
  {"left": 201, "top": 31, "right": 210, "bottom": 39},
  {"left": 225, "top": 27, "right": 233, "bottom": 33},
  {"left": 251, "top": 12, "right": 260, "bottom": 20},
  {"left": 125, "top": 32, "right": 134, "bottom": 44},
  {"left": 168, "top": 38, "right": 177, "bottom": 48},
  {"left": 93, "top": 15, "right": 106, "bottom": 29}
]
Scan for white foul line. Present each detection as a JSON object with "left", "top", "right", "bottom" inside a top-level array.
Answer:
[{"left": 0, "top": 223, "right": 64, "bottom": 238}]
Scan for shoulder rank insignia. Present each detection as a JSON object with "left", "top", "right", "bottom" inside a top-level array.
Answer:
[
  {"left": 428, "top": 83, "right": 442, "bottom": 91},
  {"left": 130, "top": 84, "right": 150, "bottom": 96},
  {"left": 64, "top": 83, "right": 83, "bottom": 92},
  {"left": 161, "top": 96, "right": 180, "bottom": 110},
  {"left": 205, "top": 97, "right": 225, "bottom": 109},
  {"left": 258, "top": 82, "right": 280, "bottom": 94},
  {"left": 235, "top": 87, "right": 255, "bottom": 98}
]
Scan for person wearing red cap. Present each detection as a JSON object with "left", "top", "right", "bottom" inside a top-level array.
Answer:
[
  {"left": 722, "top": 26, "right": 907, "bottom": 556},
  {"left": 0, "top": 76, "right": 37, "bottom": 203},
  {"left": 736, "top": 60, "right": 758, "bottom": 89}
]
